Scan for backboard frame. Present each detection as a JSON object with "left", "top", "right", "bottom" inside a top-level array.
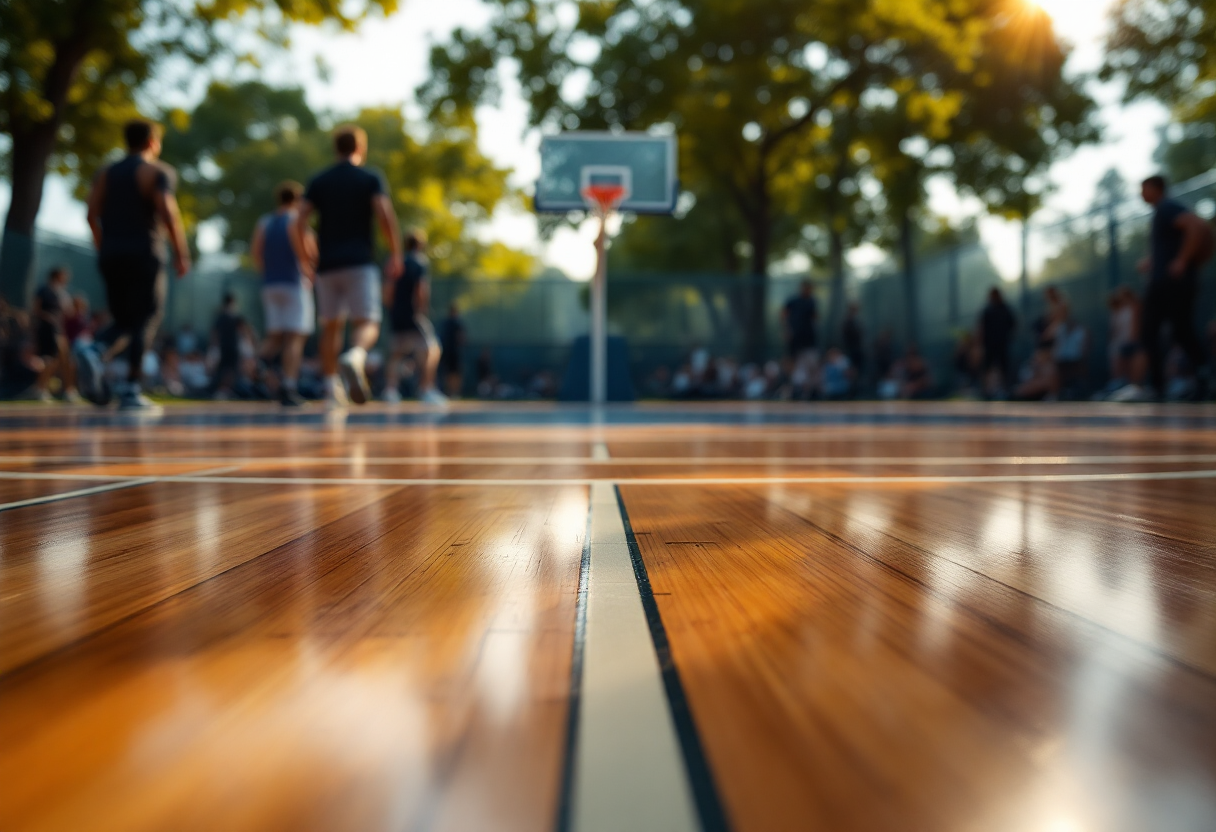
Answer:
[{"left": 534, "top": 131, "right": 678, "bottom": 215}]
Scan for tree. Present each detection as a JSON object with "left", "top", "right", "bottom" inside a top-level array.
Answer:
[
  {"left": 1103, "top": 0, "right": 1216, "bottom": 122},
  {"left": 419, "top": 0, "right": 1096, "bottom": 361},
  {"left": 162, "top": 82, "right": 533, "bottom": 280},
  {"left": 0, "top": 0, "right": 397, "bottom": 305}
]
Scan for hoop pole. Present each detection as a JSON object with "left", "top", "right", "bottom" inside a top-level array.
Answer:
[{"left": 591, "top": 210, "right": 608, "bottom": 406}]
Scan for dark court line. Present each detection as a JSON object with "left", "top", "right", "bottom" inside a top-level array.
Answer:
[{"left": 615, "top": 486, "right": 733, "bottom": 832}]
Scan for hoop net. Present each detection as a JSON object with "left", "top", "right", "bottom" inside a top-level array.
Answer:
[{"left": 581, "top": 183, "right": 628, "bottom": 216}]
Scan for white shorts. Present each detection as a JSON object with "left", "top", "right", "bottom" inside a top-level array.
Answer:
[
  {"left": 262, "top": 284, "right": 314, "bottom": 335},
  {"left": 315, "top": 265, "right": 381, "bottom": 324}
]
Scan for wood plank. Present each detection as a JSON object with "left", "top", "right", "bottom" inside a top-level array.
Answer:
[
  {"left": 618, "top": 480, "right": 1216, "bottom": 832},
  {"left": 0, "top": 485, "right": 586, "bottom": 832}
]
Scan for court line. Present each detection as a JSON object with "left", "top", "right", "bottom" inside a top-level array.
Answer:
[
  {"left": 2, "top": 469, "right": 1216, "bottom": 487},
  {"left": 5, "top": 453, "right": 1216, "bottom": 467},
  {"left": 570, "top": 449, "right": 701, "bottom": 832},
  {"left": 615, "top": 484, "right": 732, "bottom": 832},
  {"left": 0, "top": 479, "right": 156, "bottom": 514}
]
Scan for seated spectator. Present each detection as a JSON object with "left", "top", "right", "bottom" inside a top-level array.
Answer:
[
  {"left": 820, "top": 348, "right": 854, "bottom": 400},
  {"left": 1015, "top": 345, "right": 1060, "bottom": 401},
  {"left": 1053, "top": 305, "right": 1088, "bottom": 400},
  {"left": 897, "top": 344, "right": 933, "bottom": 400}
]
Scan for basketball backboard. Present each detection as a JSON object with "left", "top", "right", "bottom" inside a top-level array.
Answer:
[{"left": 534, "top": 132, "right": 678, "bottom": 214}]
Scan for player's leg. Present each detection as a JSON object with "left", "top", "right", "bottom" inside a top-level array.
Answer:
[
  {"left": 337, "top": 266, "right": 382, "bottom": 406},
  {"left": 1141, "top": 285, "right": 1167, "bottom": 398}
]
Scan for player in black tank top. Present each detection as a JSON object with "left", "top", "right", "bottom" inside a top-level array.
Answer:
[{"left": 84, "top": 120, "right": 190, "bottom": 411}]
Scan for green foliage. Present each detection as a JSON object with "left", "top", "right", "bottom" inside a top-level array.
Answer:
[
  {"left": 162, "top": 82, "right": 533, "bottom": 279},
  {"left": 420, "top": 0, "right": 1097, "bottom": 271},
  {"left": 1103, "top": 0, "right": 1216, "bottom": 122},
  {"left": 0, "top": 0, "right": 397, "bottom": 193}
]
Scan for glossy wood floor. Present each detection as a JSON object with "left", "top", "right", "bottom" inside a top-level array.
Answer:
[{"left": 1, "top": 401, "right": 1215, "bottom": 831}]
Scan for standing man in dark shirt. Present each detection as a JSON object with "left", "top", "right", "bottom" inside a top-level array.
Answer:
[
  {"left": 85, "top": 119, "right": 190, "bottom": 411},
  {"left": 782, "top": 280, "right": 819, "bottom": 368},
  {"left": 295, "top": 125, "right": 402, "bottom": 409},
  {"left": 979, "top": 287, "right": 1017, "bottom": 398},
  {"left": 384, "top": 230, "right": 446, "bottom": 405},
  {"left": 841, "top": 302, "right": 865, "bottom": 396},
  {"left": 439, "top": 303, "right": 466, "bottom": 398},
  {"left": 1138, "top": 175, "right": 1213, "bottom": 399},
  {"left": 30, "top": 266, "right": 73, "bottom": 402}
]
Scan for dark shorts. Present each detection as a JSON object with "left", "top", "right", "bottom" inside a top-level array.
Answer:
[
  {"left": 1119, "top": 342, "right": 1142, "bottom": 360},
  {"left": 99, "top": 254, "right": 167, "bottom": 330},
  {"left": 35, "top": 322, "right": 63, "bottom": 358}
]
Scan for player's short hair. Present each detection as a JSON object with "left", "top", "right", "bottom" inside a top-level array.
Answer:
[
  {"left": 123, "top": 120, "right": 161, "bottom": 151},
  {"left": 48, "top": 265, "right": 69, "bottom": 282},
  {"left": 334, "top": 125, "right": 367, "bottom": 157},
  {"left": 223, "top": 292, "right": 236, "bottom": 306},
  {"left": 1142, "top": 174, "right": 1168, "bottom": 192},
  {"left": 276, "top": 181, "right": 303, "bottom": 206},
  {"left": 405, "top": 229, "right": 427, "bottom": 251}
]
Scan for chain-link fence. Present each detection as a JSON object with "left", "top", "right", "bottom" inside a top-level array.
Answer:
[{"left": 12, "top": 169, "right": 1216, "bottom": 397}]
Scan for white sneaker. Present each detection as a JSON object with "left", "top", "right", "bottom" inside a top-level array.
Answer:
[
  {"left": 325, "top": 384, "right": 350, "bottom": 411},
  {"left": 420, "top": 388, "right": 450, "bottom": 407},
  {"left": 338, "top": 348, "right": 370, "bottom": 405},
  {"left": 64, "top": 388, "right": 83, "bottom": 404},
  {"left": 381, "top": 388, "right": 402, "bottom": 404},
  {"left": 1108, "top": 384, "right": 1152, "bottom": 403}
]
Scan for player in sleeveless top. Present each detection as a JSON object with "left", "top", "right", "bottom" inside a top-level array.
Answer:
[
  {"left": 294, "top": 125, "right": 402, "bottom": 409},
  {"left": 83, "top": 120, "right": 190, "bottom": 412},
  {"left": 251, "top": 182, "right": 315, "bottom": 407},
  {"left": 383, "top": 230, "right": 448, "bottom": 406}
]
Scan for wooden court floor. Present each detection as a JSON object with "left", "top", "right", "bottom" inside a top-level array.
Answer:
[{"left": 1, "top": 402, "right": 1214, "bottom": 832}]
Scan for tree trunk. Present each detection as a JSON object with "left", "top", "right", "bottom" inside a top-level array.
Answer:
[
  {"left": 0, "top": 27, "right": 90, "bottom": 307},
  {"left": 900, "top": 211, "right": 919, "bottom": 346},
  {"left": 0, "top": 127, "right": 59, "bottom": 305}
]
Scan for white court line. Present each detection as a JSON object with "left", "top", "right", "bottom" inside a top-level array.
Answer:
[
  {"left": 4, "top": 454, "right": 1216, "bottom": 466},
  {"left": 0, "top": 466, "right": 240, "bottom": 513},
  {"left": 1, "top": 469, "right": 1216, "bottom": 487},
  {"left": 0, "top": 479, "right": 157, "bottom": 513},
  {"left": 572, "top": 444, "right": 699, "bottom": 832}
]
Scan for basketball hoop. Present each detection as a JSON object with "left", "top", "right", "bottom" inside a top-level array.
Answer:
[{"left": 580, "top": 165, "right": 632, "bottom": 217}]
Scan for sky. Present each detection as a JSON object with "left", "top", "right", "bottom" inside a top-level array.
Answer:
[{"left": 0, "top": 0, "right": 1170, "bottom": 281}]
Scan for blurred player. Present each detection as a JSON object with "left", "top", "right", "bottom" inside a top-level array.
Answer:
[
  {"left": 84, "top": 119, "right": 191, "bottom": 411},
  {"left": 251, "top": 181, "right": 314, "bottom": 407},
  {"left": 1138, "top": 175, "right": 1214, "bottom": 400},
  {"left": 295, "top": 125, "right": 402, "bottom": 409},
  {"left": 383, "top": 230, "right": 447, "bottom": 406}
]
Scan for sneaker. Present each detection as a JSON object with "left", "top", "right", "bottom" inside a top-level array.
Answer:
[
  {"left": 381, "top": 387, "right": 402, "bottom": 404},
  {"left": 63, "top": 388, "right": 83, "bottom": 404},
  {"left": 1108, "top": 383, "right": 1152, "bottom": 403},
  {"left": 420, "top": 387, "right": 450, "bottom": 408},
  {"left": 280, "top": 388, "right": 307, "bottom": 408},
  {"left": 73, "top": 343, "right": 111, "bottom": 406},
  {"left": 117, "top": 388, "right": 162, "bottom": 413},
  {"left": 325, "top": 384, "right": 350, "bottom": 412},
  {"left": 338, "top": 348, "right": 370, "bottom": 405},
  {"left": 19, "top": 387, "right": 56, "bottom": 403}
]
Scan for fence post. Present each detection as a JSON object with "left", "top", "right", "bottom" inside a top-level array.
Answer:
[
  {"left": 948, "top": 245, "right": 960, "bottom": 324},
  {"left": 1019, "top": 221, "right": 1030, "bottom": 322}
]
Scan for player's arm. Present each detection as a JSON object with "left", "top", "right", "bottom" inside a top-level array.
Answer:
[
  {"left": 374, "top": 194, "right": 403, "bottom": 281},
  {"left": 144, "top": 166, "right": 190, "bottom": 277},
  {"left": 292, "top": 200, "right": 319, "bottom": 280},
  {"left": 250, "top": 218, "right": 267, "bottom": 273},
  {"left": 415, "top": 275, "right": 430, "bottom": 315},
  {"left": 1171, "top": 211, "right": 1209, "bottom": 277},
  {"left": 86, "top": 169, "right": 107, "bottom": 252}
]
